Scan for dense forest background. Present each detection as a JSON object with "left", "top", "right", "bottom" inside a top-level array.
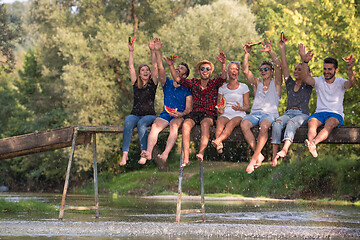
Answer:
[{"left": 0, "top": 0, "right": 359, "bottom": 191}]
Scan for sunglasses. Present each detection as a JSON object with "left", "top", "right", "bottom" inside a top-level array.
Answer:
[
  {"left": 200, "top": 67, "right": 211, "bottom": 72},
  {"left": 259, "top": 67, "right": 271, "bottom": 72}
]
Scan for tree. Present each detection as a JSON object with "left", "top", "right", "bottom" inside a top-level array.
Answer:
[{"left": 0, "top": 2, "right": 24, "bottom": 72}]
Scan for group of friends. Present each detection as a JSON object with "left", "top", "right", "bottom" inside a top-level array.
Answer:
[{"left": 118, "top": 37, "right": 356, "bottom": 174}]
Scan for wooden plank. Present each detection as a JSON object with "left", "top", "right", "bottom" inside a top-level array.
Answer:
[
  {"left": 0, "top": 126, "right": 92, "bottom": 160},
  {"left": 190, "top": 126, "right": 360, "bottom": 144}
]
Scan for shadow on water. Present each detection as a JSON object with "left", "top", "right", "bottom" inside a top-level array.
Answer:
[{"left": 0, "top": 192, "right": 359, "bottom": 239}]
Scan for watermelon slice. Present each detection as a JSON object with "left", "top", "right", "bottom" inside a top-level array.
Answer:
[
  {"left": 165, "top": 105, "right": 177, "bottom": 114},
  {"left": 280, "top": 32, "right": 288, "bottom": 42},
  {"left": 247, "top": 41, "right": 262, "bottom": 47},
  {"left": 170, "top": 53, "right": 178, "bottom": 60},
  {"left": 128, "top": 36, "right": 136, "bottom": 44},
  {"left": 342, "top": 53, "right": 353, "bottom": 62},
  {"left": 215, "top": 96, "right": 226, "bottom": 109}
]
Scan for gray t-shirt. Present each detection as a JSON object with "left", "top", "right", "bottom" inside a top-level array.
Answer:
[{"left": 285, "top": 76, "right": 313, "bottom": 115}]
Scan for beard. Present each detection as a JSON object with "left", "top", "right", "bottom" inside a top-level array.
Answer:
[{"left": 324, "top": 72, "right": 335, "bottom": 80}]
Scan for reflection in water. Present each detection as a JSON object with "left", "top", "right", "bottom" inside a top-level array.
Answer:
[{"left": 0, "top": 192, "right": 359, "bottom": 239}]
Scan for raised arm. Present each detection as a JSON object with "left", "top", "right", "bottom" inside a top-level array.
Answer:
[
  {"left": 154, "top": 38, "right": 166, "bottom": 86},
  {"left": 164, "top": 56, "right": 180, "bottom": 83},
  {"left": 241, "top": 44, "right": 258, "bottom": 87},
  {"left": 261, "top": 39, "right": 282, "bottom": 97},
  {"left": 344, "top": 57, "right": 356, "bottom": 89},
  {"left": 148, "top": 37, "right": 158, "bottom": 85},
  {"left": 298, "top": 43, "right": 315, "bottom": 86},
  {"left": 128, "top": 40, "right": 137, "bottom": 85},
  {"left": 279, "top": 40, "right": 290, "bottom": 81},
  {"left": 217, "top": 52, "right": 227, "bottom": 80}
]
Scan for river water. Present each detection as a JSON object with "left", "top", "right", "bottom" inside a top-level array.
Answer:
[{"left": 0, "top": 192, "right": 359, "bottom": 239}]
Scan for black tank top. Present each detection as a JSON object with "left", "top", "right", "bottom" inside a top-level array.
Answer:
[{"left": 130, "top": 80, "right": 157, "bottom": 116}]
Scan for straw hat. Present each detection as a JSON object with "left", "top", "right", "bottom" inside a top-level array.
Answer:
[{"left": 196, "top": 60, "right": 214, "bottom": 72}]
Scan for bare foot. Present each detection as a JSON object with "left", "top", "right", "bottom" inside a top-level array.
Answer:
[
  {"left": 246, "top": 163, "right": 255, "bottom": 174},
  {"left": 305, "top": 139, "right": 318, "bottom": 157},
  {"left": 141, "top": 150, "right": 151, "bottom": 160},
  {"left": 211, "top": 140, "right": 223, "bottom": 154},
  {"left": 119, "top": 153, "right": 128, "bottom": 166},
  {"left": 180, "top": 160, "right": 190, "bottom": 168},
  {"left": 254, "top": 154, "right": 265, "bottom": 168},
  {"left": 157, "top": 153, "right": 168, "bottom": 163},
  {"left": 138, "top": 151, "right": 148, "bottom": 164},
  {"left": 196, "top": 153, "right": 204, "bottom": 162}
]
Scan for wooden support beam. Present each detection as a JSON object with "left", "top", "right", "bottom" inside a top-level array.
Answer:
[{"left": 0, "top": 126, "right": 92, "bottom": 160}]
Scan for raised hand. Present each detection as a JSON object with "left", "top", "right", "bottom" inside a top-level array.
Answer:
[
  {"left": 260, "top": 38, "right": 272, "bottom": 52},
  {"left": 164, "top": 56, "right": 175, "bottom": 66},
  {"left": 148, "top": 37, "right": 155, "bottom": 51},
  {"left": 154, "top": 37, "right": 163, "bottom": 51},
  {"left": 242, "top": 43, "right": 252, "bottom": 54},
  {"left": 298, "top": 43, "right": 314, "bottom": 63},
  {"left": 279, "top": 39, "right": 285, "bottom": 49},
  {"left": 217, "top": 52, "right": 226, "bottom": 64},
  {"left": 346, "top": 57, "right": 355, "bottom": 69},
  {"left": 128, "top": 40, "right": 134, "bottom": 51}
]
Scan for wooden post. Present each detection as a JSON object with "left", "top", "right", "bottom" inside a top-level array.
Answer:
[
  {"left": 176, "top": 145, "right": 184, "bottom": 223},
  {"left": 92, "top": 133, "right": 99, "bottom": 218},
  {"left": 59, "top": 129, "right": 79, "bottom": 220}
]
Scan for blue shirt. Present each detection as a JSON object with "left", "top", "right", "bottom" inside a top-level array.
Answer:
[{"left": 162, "top": 77, "right": 192, "bottom": 113}]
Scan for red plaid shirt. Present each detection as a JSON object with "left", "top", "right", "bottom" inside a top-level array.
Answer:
[{"left": 179, "top": 76, "right": 226, "bottom": 117}]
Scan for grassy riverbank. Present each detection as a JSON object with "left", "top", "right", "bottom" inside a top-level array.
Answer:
[
  {"left": 0, "top": 199, "right": 57, "bottom": 212},
  {"left": 79, "top": 153, "right": 360, "bottom": 204}
]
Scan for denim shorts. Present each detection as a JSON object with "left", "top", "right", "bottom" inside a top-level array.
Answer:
[
  {"left": 242, "top": 112, "right": 277, "bottom": 127},
  {"left": 158, "top": 111, "right": 176, "bottom": 123},
  {"left": 308, "top": 112, "right": 344, "bottom": 127}
]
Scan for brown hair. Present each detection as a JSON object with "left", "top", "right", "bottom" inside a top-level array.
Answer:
[
  {"left": 136, "top": 64, "right": 151, "bottom": 89},
  {"left": 260, "top": 60, "right": 274, "bottom": 70}
]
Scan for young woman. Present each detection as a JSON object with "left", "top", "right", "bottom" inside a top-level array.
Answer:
[
  {"left": 119, "top": 38, "right": 158, "bottom": 166},
  {"left": 211, "top": 61, "right": 249, "bottom": 153},
  {"left": 271, "top": 40, "right": 313, "bottom": 166}
]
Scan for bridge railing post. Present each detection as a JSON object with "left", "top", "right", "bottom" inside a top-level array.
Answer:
[{"left": 176, "top": 143, "right": 206, "bottom": 223}]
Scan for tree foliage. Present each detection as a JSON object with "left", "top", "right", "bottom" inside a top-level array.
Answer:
[
  {"left": 1, "top": 0, "right": 360, "bottom": 190},
  {"left": 0, "top": 2, "right": 24, "bottom": 71}
]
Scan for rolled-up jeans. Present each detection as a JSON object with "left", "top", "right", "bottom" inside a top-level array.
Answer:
[
  {"left": 271, "top": 109, "right": 309, "bottom": 144},
  {"left": 122, "top": 114, "right": 156, "bottom": 152}
]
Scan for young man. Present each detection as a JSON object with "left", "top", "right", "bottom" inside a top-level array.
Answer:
[
  {"left": 140, "top": 38, "right": 192, "bottom": 164},
  {"left": 298, "top": 43, "right": 356, "bottom": 157},
  {"left": 241, "top": 39, "right": 282, "bottom": 174},
  {"left": 168, "top": 53, "right": 227, "bottom": 167},
  {"left": 139, "top": 38, "right": 192, "bottom": 164}
]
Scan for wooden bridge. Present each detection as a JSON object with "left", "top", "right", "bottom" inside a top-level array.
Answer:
[{"left": 0, "top": 125, "right": 359, "bottom": 222}]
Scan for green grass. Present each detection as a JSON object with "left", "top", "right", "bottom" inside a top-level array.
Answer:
[
  {"left": 78, "top": 154, "right": 360, "bottom": 203},
  {"left": 0, "top": 199, "right": 57, "bottom": 212}
]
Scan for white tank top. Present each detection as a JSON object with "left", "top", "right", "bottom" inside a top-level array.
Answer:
[{"left": 250, "top": 80, "right": 280, "bottom": 117}]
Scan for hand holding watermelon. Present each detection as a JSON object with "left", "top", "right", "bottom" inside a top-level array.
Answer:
[
  {"left": 342, "top": 53, "right": 353, "bottom": 62},
  {"left": 215, "top": 96, "right": 226, "bottom": 114}
]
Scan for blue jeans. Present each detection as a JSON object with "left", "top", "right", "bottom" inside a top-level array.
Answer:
[
  {"left": 122, "top": 114, "right": 156, "bottom": 152},
  {"left": 271, "top": 109, "right": 309, "bottom": 144},
  {"left": 243, "top": 112, "right": 277, "bottom": 127}
]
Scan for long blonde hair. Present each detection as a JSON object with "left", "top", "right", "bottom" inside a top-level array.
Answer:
[{"left": 136, "top": 64, "right": 152, "bottom": 89}]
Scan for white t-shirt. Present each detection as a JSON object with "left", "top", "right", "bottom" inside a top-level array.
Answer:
[
  {"left": 218, "top": 82, "right": 249, "bottom": 119},
  {"left": 250, "top": 80, "right": 280, "bottom": 117},
  {"left": 313, "top": 76, "right": 347, "bottom": 118}
]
